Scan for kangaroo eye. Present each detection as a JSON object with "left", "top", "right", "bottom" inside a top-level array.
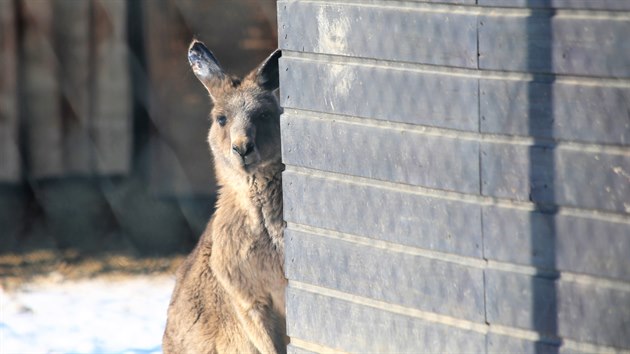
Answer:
[{"left": 216, "top": 115, "right": 227, "bottom": 126}]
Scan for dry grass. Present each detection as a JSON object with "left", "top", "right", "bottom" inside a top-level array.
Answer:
[{"left": 0, "top": 250, "right": 185, "bottom": 291}]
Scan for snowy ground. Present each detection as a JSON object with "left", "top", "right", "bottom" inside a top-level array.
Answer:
[{"left": 0, "top": 274, "right": 175, "bottom": 354}]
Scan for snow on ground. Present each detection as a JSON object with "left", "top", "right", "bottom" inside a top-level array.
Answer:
[{"left": 0, "top": 275, "right": 175, "bottom": 354}]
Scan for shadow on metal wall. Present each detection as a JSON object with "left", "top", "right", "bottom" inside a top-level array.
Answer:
[{"left": 527, "top": 1, "right": 559, "bottom": 352}]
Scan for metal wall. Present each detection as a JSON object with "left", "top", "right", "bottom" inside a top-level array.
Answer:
[{"left": 278, "top": 0, "right": 630, "bottom": 352}]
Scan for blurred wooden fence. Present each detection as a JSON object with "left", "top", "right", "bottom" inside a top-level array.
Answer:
[{"left": 0, "top": 0, "right": 278, "bottom": 254}]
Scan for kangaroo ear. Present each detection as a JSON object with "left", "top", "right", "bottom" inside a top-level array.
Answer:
[
  {"left": 251, "top": 49, "right": 281, "bottom": 91},
  {"left": 188, "top": 40, "right": 225, "bottom": 100}
]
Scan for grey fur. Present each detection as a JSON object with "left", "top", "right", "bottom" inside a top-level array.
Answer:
[{"left": 163, "top": 41, "right": 286, "bottom": 354}]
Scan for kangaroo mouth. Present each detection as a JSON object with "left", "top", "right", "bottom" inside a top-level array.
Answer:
[
  {"left": 243, "top": 154, "right": 259, "bottom": 166},
  {"left": 240, "top": 150, "right": 261, "bottom": 169}
]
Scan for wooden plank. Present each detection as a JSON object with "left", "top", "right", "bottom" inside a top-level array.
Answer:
[
  {"left": 0, "top": 0, "right": 20, "bottom": 182},
  {"left": 278, "top": 1, "right": 478, "bottom": 68},
  {"left": 280, "top": 58, "right": 479, "bottom": 131},
  {"left": 286, "top": 286, "right": 486, "bottom": 353},
  {"left": 283, "top": 170, "right": 483, "bottom": 258},
  {"left": 480, "top": 0, "right": 630, "bottom": 10},
  {"left": 144, "top": 0, "right": 215, "bottom": 196},
  {"left": 53, "top": 0, "right": 91, "bottom": 174},
  {"left": 479, "top": 13, "right": 630, "bottom": 77},
  {"left": 481, "top": 142, "right": 630, "bottom": 214},
  {"left": 285, "top": 228, "right": 485, "bottom": 322},
  {"left": 487, "top": 269, "right": 630, "bottom": 348},
  {"left": 281, "top": 113, "right": 480, "bottom": 194},
  {"left": 92, "top": 0, "right": 132, "bottom": 175},
  {"left": 0, "top": 1, "right": 23, "bottom": 252},
  {"left": 484, "top": 205, "right": 630, "bottom": 282},
  {"left": 20, "top": 0, "right": 63, "bottom": 178},
  {"left": 481, "top": 78, "right": 630, "bottom": 145}
]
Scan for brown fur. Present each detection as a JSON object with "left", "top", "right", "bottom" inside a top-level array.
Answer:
[{"left": 162, "top": 41, "right": 286, "bottom": 354}]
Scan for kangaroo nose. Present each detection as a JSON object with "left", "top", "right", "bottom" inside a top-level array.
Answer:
[{"left": 232, "top": 142, "right": 255, "bottom": 157}]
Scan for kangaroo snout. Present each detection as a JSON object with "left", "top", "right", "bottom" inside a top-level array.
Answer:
[
  {"left": 231, "top": 136, "right": 259, "bottom": 166},
  {"left": 231, "top": 123, "right": 259, "bottom": 165},
  {"left": 232, "top": 141, "right": 255, "bottom": 157}
]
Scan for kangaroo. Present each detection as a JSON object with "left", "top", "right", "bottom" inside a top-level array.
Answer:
[{"left": 162, "top": 40, "right": 286, "bottom": 354}]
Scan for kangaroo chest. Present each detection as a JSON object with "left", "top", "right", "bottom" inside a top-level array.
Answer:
[{"left": 212, "top": 189, "right": 285, "bottom": 276}]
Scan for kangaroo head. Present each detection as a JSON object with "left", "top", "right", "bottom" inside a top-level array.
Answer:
[{"left": 188, "top": 40, "right": 282, "bottom": 181}]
